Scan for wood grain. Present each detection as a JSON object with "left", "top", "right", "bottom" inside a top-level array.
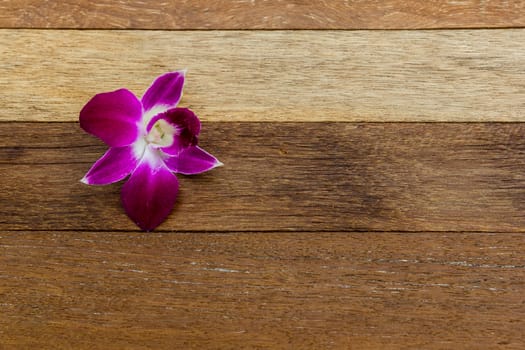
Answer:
[
  {"left": 1, "top": 231, "right": 523, "bottom": 349},
  {"left": 3, "top": 1, "right": 523, "bottom": 349},
  {"left": 1, "top": 0, "right": 525, "bottom": 29},
  {"left": 1, "top": 29, "right": 525, "bottom": 122},
  {"left": 3, "top": 122, "right": 525, "bottom": 232}
]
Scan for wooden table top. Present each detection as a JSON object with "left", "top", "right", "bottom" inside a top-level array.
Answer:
[{"left": 1, "top": 1, "right": 524, "bottom": 349}]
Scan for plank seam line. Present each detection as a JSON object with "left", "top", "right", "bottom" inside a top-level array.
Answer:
[
  {"left": 4, "top": 121, "right": 525, "bottom": 125},
  {"left": 1, "top": 27, "right": 525, "bottom": 32},
  {"left": 1, "top": 229, "right": 521, "bottom": 234}
]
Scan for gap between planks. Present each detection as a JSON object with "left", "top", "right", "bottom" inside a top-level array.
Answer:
[{"left": 1, "top": 29, "right": 524, "bottom": 122}]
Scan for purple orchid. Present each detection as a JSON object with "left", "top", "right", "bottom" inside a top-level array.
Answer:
[{"left": 79, "top": 71, "right": 222, "bottom": 231}]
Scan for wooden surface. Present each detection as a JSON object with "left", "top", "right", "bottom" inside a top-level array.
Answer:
[
  {"left": 1, "top": 231, "right": 524, "bottom": 349},
  {"left": 1, "top": 1, "right": 525, "bottom": 349},
  {"left": 1, "top": 0, "right": 525, "bottom": 29},
  {"left": 2, "top": 29, "right": 525, "bottom": 122},
  {"left": 3, "top": 122, "right": 525, "bottom": 232}
]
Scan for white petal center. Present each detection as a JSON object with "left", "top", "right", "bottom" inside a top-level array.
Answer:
[{"left": 145, "top": 119, "right": 177, "bottom": 147}]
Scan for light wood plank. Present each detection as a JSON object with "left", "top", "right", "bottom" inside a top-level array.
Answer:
[
  {"left": 1, "top": 0, "right": 524, "bottom": 29},
  {"left": 3, "top": 122, "right": 525, "bottom": 232},
  {"left": 1, "top": 29, "right": 524, "bottom": 122},
  {"left": 1, "top": 231, "right": 523, "bottom": 349}
]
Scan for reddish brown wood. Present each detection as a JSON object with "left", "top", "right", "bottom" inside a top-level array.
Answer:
[
  {"left": 2, "top": 122, "right": 525, "bottom": 232},
  {"left": 2, "top": 2, "right": 524, "bottom": 348},
  {"left": 1, "top": 0, "right": 524, "bottom": 29},
  {"left": 1, "top": 231, "right": 523, "bottom": 349}
]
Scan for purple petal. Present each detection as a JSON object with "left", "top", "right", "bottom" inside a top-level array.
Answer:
[
  {"left": 147, "top": 108, "right": 201, "bottom": 156},
  {"left": 121, "top": 149, "right": 179, "bottom": 231},
  {"left": 165, "top": 146, "right": 223, "bottom": 175},
  {"left": 79, "top": 89, "right": 142, "bottom": 147},
  {"left": 141, "top": 71, "right": 185, "bottom": 112},
  {"left": 81, "top": 145, "right": 141, "bottom": 185}
]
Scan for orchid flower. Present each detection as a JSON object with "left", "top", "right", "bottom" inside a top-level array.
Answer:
[{"left": 79, "top": 71, "right": 222, "bottom": 231}]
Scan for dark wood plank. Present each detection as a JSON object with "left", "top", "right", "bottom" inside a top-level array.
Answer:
[
  {"left": 2, "top": 122, "right": 525, "bottom": 232},
  {"left": 1, "top": 231, "right": 523, "bottom": 349},
  {"left": 1, "top": 0, "right": 524, "bottom": 29}
]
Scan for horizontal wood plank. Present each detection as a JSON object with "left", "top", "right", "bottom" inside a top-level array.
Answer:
[
  {"left": 1, "top": 29, "right": 525, "bottom": 122},
  {"left": 1, "top": 231, "right": 523, "bottom": 349},
  {"left": 1, "top": 0, "right": 525, "bottom": 29},
  {"left": 2, "top": 122, "right": 525, "bottom": 232}
]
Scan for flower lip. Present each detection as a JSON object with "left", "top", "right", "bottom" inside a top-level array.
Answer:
[{"left": 146, "top": 108, "right": 201, "bottom": 156}]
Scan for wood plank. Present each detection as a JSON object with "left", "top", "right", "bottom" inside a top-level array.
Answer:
[
  {"left": 1, "top": 231, "right": 523, "bottom": 349},
  {"left": 2, "top": 122, "right": 525, "bottom": 232},
  {"left": 1, "top": 29, "right": 525, "bottom": 122},
  {"left": 1, "top": 0, "right": 524, "bottom": 29}
]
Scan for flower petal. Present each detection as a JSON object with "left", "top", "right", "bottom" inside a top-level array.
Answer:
[
  {"left": 164, "top": 146, "right": 223, "bottom": 175},
  {"left": 141, "top": 71, "right": 186, "bottom": 113},
  {"left": 121, "top": 149, "right": 179, "bottom": 231},
  {"left": 147, "top": 108, "right": 201, "bottom": 156},
  {"left": 79, "top": 89, "right": 142, "bottom": 147},
  {"left": 81, "top": 146, "right": 141, "bottom": 185}
]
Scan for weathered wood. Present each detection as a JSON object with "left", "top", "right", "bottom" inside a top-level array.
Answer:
[
  {"left": 1, "top": 231, "right": 523, "bottom": 349},
  {"left": 1, "top": 0, "right": 524, "bottom": 29},
  {"left": 2, "top": 122, "right": 525, "bottom": 232},
  {"left": 2, "top": 2, "right": 523, "bottom": 349},
  {"left": 1, "top": 30, "right": 525, "bottom": 122}
]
